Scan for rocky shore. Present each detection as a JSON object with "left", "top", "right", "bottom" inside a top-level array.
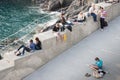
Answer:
[{"left": 39, "top": 0, "right": 95, "bottom": 18}]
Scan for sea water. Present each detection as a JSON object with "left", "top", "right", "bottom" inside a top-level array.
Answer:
[{"left": 0, "top": 1, "right": 51, "bottom": 41}]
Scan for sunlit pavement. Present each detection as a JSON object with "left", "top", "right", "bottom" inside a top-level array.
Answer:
[{"left": 24, "top": 16, "right": 120, "bottom": 80}]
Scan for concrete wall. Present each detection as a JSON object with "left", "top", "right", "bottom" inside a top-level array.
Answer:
[{"left": 0, "top": 2, "right": 120, "bottom": 80}]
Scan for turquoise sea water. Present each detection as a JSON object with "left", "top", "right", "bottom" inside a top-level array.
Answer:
[{"left": 0, "top": 1, "right": 50, "bottom": 41}]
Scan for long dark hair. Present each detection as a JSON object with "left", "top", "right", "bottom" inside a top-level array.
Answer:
[
  {"left": 35, "top": 37, "right": 42, "bottom": 50},
  {"left": 35, "top": 37, "right": 40, "bottom": 42}
]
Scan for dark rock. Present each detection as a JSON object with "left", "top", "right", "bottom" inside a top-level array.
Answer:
[
  {"left": 48, "top": 0, "right": 73, "bottom": 11},
  {"left": 59, "top": 0, "right": 73, "bottom": 7},
  {"left": 39, "top": 0, "right": 94, "bottom": 17},
  {"left": 66, "top": 0, "right": 90, "bottom": 18},
  {"left": 48, "top": 0, "right": 61, "bottom": 11}
]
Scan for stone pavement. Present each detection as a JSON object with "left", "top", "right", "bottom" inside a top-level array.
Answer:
[{"left": 24, "top": 16, "right": 120, "bottom": 80}]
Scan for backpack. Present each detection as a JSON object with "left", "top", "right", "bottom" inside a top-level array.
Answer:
[{"left": 104, "top": 21, "right": 108, "bottom": 27}]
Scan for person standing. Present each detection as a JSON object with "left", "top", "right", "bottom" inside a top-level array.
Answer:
[{"left": 99, "top": 7, "right": 107, "bottom": 30}]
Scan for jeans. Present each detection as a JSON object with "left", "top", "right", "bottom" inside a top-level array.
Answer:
[
  {"left": 91, "top": 13, "right": 97, "bottom": 22},
  {"left": 17, "top": 45, "right": 30, "bottom": 55}
]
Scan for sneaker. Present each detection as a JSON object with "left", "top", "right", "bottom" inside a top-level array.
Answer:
[
  {"left": 100, "top": 29, "right": 104, "bottom": 31},
  {"left": 105, "top": 71, "right": 109, "bottom": 74},
  {"left": 16, "top": 52, "right": 21, "bottom": 56},
  {"left": 86, "top": 64, "right": 90, "bottom": 67},
  {"left": 20, "top": 53, "right": 24, "bottom": 56},
  {"left": 85, "top": 73, "right": 91, "bottom": 77}
]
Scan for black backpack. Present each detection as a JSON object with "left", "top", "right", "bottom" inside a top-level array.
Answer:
[{"left": 104, "top": 21, "right": 108, "bottom": 27}]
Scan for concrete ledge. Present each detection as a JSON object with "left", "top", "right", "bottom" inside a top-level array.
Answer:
[{"left": 0, "top": 2, "right": 120, "bottom": 80}]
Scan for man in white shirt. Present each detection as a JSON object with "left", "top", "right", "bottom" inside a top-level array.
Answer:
[{"left": 89, "top": 3, "right": 97, "bottom": 22}]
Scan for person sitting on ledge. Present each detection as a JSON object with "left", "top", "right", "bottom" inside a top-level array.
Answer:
[
  {"left": 56, "top": 13, "right": 73, "bottom": 32},
  {"left": 88, "top": 3, "right": 97, "bottom": 22},
  {"left": 74, "top": 11, "right": 86, "bottom": 23},
  {"left": 52, "top": 23, "right": 63, "bottom": 41},
  {"left": 35, "top": 37, "right": 42, "bottom": 50},
  {"left": 14, "top": 39, "right": 36, "bottom": 56}
]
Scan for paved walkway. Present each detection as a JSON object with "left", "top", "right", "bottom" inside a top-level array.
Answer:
[{"left": 24, "top": 16, "right": 120, "bottom": 80}]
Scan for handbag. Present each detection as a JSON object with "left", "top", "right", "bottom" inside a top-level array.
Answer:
[{"left": 104, "top": 21, "right": 108, "bottom": 27}]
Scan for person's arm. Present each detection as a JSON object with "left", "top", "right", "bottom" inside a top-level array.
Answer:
[
  {"left": 98, "top": 10, "right": 101, "bottom": 16},
  {"left": 82, "top": 14, "right": 85, "bottom": 20}
]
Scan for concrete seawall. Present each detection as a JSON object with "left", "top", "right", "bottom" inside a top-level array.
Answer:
[{"left": 0, "top": 2, "right": 120, "bottom": 80}]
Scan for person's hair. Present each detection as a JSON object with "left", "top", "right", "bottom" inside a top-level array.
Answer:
[
  {"left": 30, "top": 39, "right": 33, "bottom": 43},
  {"left": 79, "top": 12, "right": 83, "bottom": 14},
  {"left": 100, "top": 6, "right": 104, "bottom": 9},
  {"left": 35, "top": 37, "right": 40, "bottom": 42},
  {"left": 55, "top": 23, "right": 60, "bottom": 27},
  {"left": 95, "top": 57, "right": 100, "bottom": 61}
]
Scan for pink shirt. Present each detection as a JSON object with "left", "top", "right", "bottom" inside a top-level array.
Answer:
[{"left": 100, "top": 11, "right": 107, "bottom": 18}]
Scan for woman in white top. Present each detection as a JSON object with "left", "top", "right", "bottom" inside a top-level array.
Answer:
[{"left": 77, "top": 12, "right": 85, "bottom": 22}]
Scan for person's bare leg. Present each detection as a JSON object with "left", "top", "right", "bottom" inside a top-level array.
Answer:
[
  {"left": 89, "top": 64, "right": 99, "bottom": 71},
  {"left": 60, "top": 34, "right": 64, "bottom": 42}
]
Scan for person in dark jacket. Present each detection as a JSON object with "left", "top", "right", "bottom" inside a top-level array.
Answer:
[
  {"left": 52, "top": 23, "right": 63, "bottom": 41},
  {"left": 60, "top": 13, "right": 72, "bottom": 32},
  {"left": 35, "top": 37, "right": 42, "bottom": 50}
]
